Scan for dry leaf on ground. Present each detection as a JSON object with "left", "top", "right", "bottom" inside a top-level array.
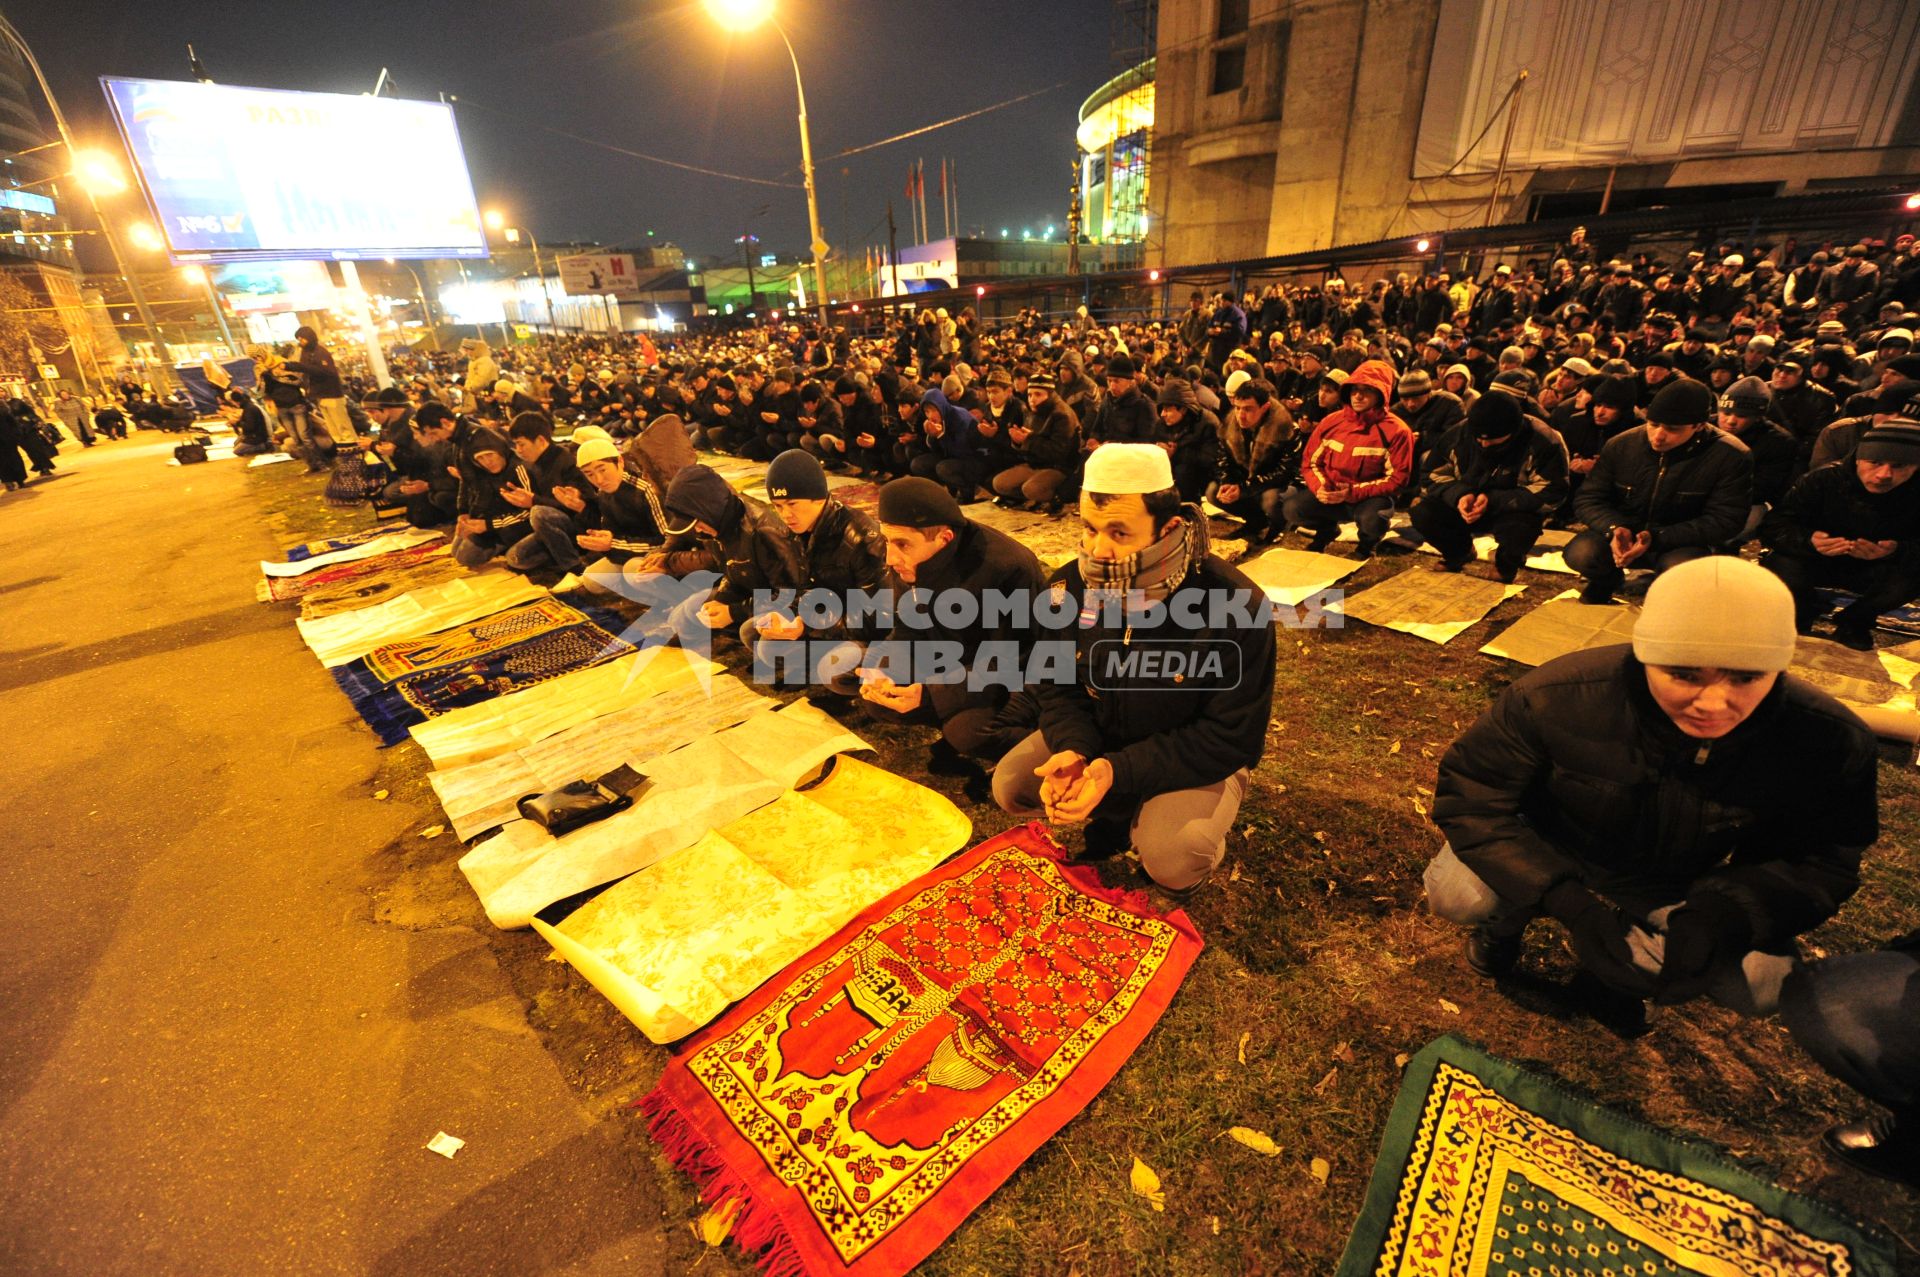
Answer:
[
  {"left": 1228, "top": 1127, "right": 1282, "bottom": 1156},
  {"left": 693, "top": 1198, "right": 741, "bottom": 1247},
  {"left": 1129, "top": 1155, "right": 1166, "bottom": 1211},
  {"left": 372, "top": 789, "right": 389, "bottom": 800},
  {"left": 1309, "top": 1157, "right": 1330, "bottom": 1185},
  {"left": 1438, "top": 998, "right": 1461, "bottom": 1015},
  {"left": 1237, "top": 1031, "right": 1250, "bottom": 1065},
  {"left": 419, "top": 825, "right": 444, "bottom": 839}
]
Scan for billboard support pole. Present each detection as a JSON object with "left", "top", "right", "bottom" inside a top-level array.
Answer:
[
  {"left": 337, "top": 260, "right": 391, "bottom": 388},
  {"left": 0, "top": 16, "right": 173, "bottom": 391}
]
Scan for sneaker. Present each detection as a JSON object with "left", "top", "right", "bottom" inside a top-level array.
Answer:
[
  {"left": 1464, "top": 927, "right": 1521, "bottom": 977},
  {"left": 1820, "top": 1113, "right": 1920, "bottom": 1185},
  {"left": 1831, "top": 623, "right": 1877, "bottom": 652}
]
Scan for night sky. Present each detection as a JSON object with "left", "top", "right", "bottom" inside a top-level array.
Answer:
[{"left": 19, "top": 0, "right": 1123, "bottom": 263}]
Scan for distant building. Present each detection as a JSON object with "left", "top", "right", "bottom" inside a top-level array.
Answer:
[
  {"left": 1148, "top": 0, "right": 1920, "bottom": 265},
  {"left": 1077, "top": 59, "right": 1155, "bottom": 245},
  {"left": 881, "top": 237, "right": 1128, "bottom": 298}
]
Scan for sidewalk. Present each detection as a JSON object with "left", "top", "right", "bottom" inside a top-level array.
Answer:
[{"left": 0, "top": 438, "right": 665, "bottom": 1276}]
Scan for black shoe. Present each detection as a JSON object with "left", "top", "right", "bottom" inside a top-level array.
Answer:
[
  {"left": 1304, "top": 529, "right": 1335, "bottom": 554},
  {"left": 991, "top": 495, "right": 1024, "bottom": 510},
  {"left": 1831, "top": 623, "right": 1877, "bottom": 652},
  {"left": 1077, "top": 816, "right": 1130, "bottom": 862},
  {"left": 1821, "top": 1113, "right": 1920, "bottom": 1185},
  {"left": 1464, "top": 927, "right": 1521, "bottom": 977},
  {"left": 1578, "top": 581, "right": 1616, "bottom": 606},
  {"left": 1354, "top": 537, "right": 1379, "bottom": 560},
  {"left": 1439, "top": 555, "right": 1470, "bottom": 574},
  {"left": 925, "top": 739, "right": 982, "bottom": 778}
]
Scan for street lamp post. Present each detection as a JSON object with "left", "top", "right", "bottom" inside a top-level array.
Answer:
[
  {"left": 0, "top": 14, "right": 174, "bottom": 392},
  {"left": 486, "top": 211, "right": 558, "bottom": 333},
  {"left": 705, "top": 0, "right": 830, "bottom": 328}
]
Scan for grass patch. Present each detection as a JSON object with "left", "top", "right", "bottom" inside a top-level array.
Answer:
[{"left": 248, "top": 464, "right": 1920, "bottom": 1275}]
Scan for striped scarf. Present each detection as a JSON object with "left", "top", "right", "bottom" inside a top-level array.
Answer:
[{"left": 1078, "top": 503, "right": 1208, "bottom": 604}]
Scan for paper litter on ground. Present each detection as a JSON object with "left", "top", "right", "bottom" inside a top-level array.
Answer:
[
  {"left": 1328, "top": 566, "right": 1527, "bottom": 644},
  {"left": 537, "top": 753, "right": 971, "bottom": 1042},
  {"left": 1479, "top": 589, "right": 1640, "bottom": 666},
  {"left": 425, "top": 1132, "right": 465, "bottom": 1158},
  {"left": 295, "top": 571, "right": 548, "bottom": 668},
  {"left": 1237, "top": 546, "right": 1365, "bottom": 606},
  {"left": 459, "top": 699, "right": 873, "bottom": 930},
  {"left": 246, "top": 452, "right": 296, "bottom": 467}
]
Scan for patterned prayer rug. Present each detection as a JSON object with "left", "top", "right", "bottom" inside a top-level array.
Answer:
[
  {"left": 1335, "top": 1035, "right": 1896, "bottom": 1277},
  {"left": 258, "top": 539, "right": 451, "bottom": 605},
  {"left": 640, "top": 822, "right": 1203, "bottom": 1277},
  {"left": 296, "top": 553, "right": 468, "bottom": 620},
  {"left": 281, "top": 522, "right": 409, "bottom": 561},
  {"left": 332, "top": 596, "right": 635, "bottom": 745}
]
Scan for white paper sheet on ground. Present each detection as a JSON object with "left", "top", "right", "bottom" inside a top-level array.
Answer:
[
  {"left": 1789, "top": 635, "right": 1920, "bottom": 742},
  {"left": 1237, "top": 546, "right": 1365, "bottom": 606},
  {"left": 246, "top": 452, "right": 296, "bottom": 467},
  {"left": 409, "top": 646, "right": 721, "bottom": 769},
  {"left": 1479, "top": 589, "right": 1640, "bottom": 666},
  {"left": 259, "top": 526, "right": 444, "bottom": 578},
  {"left": 427, "top": 674, "right": 772, "bottom": 839},
  {"left": 295, "top": 571, "right": 548, "bottom": 668},
  {"left": 457, "top": 700, "right": 873, "bottom": 929},
  {"left": 539, "top": 754, "right": 970, "bottom": 1042},
  {"left": 1328, "top": 565, "right": 1528, "bottom": 644}
]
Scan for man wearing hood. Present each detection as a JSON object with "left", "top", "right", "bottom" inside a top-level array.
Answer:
[
  {"left": 1154, "top": 376, "right": 1221, "bottom": 503},
  {"left": 1565, "top": 380, "right": 1753, "bottom": 604},
  {"left": 659, "top": 463, "right": 803, "bottom": 640},
  {"left": 1282, "top": 359, "right": 1415, "bottom": 557},
  {"left": 908, "top": 386, "right": 988, "bottom": 502},
  {"left": 1427, "top": 557, "right": 1877, "bottom": 1030},
  {"left": 993, "top": 443, "right": 1277, "bottom": 890},
  {"left": 1761, "top": 419, "right": 1920, "bottom": 650},
  {"left": 1411, "top": 392, "right": 1569, "bottom": 582},
  {"left": 450, "top": 426, "right": 536, "bottom": 568}
]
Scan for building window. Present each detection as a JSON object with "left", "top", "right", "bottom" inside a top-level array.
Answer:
[
  {"left": 1272, "top": 19, "right": 1292, "bottom": 99},
  {"left": 1217, "top": 0, "right": 1249, "bottom": 37},
  {"left": 1211, "top": 46, "right": 1246, "bottom": 95}
]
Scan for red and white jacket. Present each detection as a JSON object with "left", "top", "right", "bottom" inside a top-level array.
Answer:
[{"left": 1300, "top": 359, "right": 1415, "bottom": 501}]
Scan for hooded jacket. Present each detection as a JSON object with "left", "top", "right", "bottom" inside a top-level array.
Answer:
[
  {"left": 458, "top": 426, "right": 533, "bottom": 534},
  {"left": 1433, "top": 645, "right": 1875, "bottom": 947},
  {"left": 1300, "top": 360, "right": 1416, "bottom": 500},
  {"left": 1572, "top": 425, "right": 1753, "bottom": 553},
  {"left": 664, "top": 466, "right": 804, "bottom": 612},
  {"left": 917, "top": 388, "right": 983, "bottom": 460}
]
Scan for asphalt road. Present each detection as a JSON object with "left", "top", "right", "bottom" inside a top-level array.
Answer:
[{"left": 0, "top": 437, "right": 666, "bottom": 1275}]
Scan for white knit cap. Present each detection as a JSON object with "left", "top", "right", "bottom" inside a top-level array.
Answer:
[
  {"left": 1632, "top": 556, "right": 1796, "bottom": 672},
  {"left": 1224, "top": 369, "right": 1252, "bottom": 399},
  {"left": 575, "top": 438, "right": 622, "bottom": 467},
  {"left": 571, "top": 425, "right": 614, "bottom": 445},
  {"left": 1083, "top": 442, "right": 1175, "bottom": 495}
]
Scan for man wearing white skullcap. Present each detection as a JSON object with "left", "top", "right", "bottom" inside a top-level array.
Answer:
[
  {"left": 993, "top": 443, "right": 1278, "bottom": 890},
  {"left": 1425, "top": 556, "right": 1878, "bottom": 1030}
]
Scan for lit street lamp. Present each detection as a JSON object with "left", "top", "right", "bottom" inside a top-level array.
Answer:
[
  {"left": 485, "top": 209, "right": 558, "bottom": 334},
  {"left": 0, "top": 14, "right": 174, "bottom": 390},
  {"left": 705, "top": 0, "right": 830, "bottom": 327}
]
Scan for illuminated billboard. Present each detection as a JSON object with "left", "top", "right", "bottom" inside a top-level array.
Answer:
[{"left": 101, "top": 77, "right": 488, "bottom": 264}]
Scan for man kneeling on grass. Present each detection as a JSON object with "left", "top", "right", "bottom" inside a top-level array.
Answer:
[
  {"left": 1426, "top": 556, "right": 1878, "bottom": 1029},
  {"left": 994, "top": 443, "right": 1278, "bottom": 890}
]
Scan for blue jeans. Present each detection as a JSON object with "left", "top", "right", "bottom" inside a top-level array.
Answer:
[
  {"left": 505, "top": 505, "right": 586, "bottom": 574},
  {"left": 1782, "top": 948, "right": 1920, "bottom": 1118}
]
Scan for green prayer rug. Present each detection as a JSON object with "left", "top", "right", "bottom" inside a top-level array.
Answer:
[{"left": 1335, "top": 1035, "right": 1896, "bottom": 1277}]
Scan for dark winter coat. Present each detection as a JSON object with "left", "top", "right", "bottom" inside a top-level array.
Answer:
[
  {"left": 1572, "top": 425, "right": 1753, "bottom": 553},
  {"left": 1433, "top": 645, "right": 1876, "bottom": 946}
]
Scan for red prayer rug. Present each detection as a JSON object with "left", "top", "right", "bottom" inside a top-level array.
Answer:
[{"left": 640, "top": 822, "right": 1203, "bottom": 1277}]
